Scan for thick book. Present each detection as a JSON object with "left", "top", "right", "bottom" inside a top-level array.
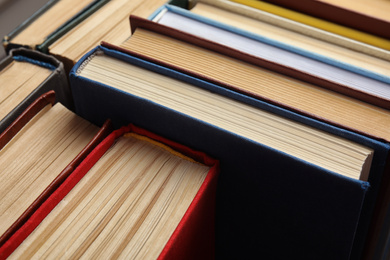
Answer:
[
  {"left": 121, "top": 16, "right": 390, "bottom": 143},
  {"left": 0, "top": 48, "right": 73, "bottom": 135},
  {"left": 2, "top": 123, "right": 219, "bottom": 260},
  {"left": 150, "top": 5, "right": 390, "bottom": 109},
  {"left": 184, "top": 0, "right": 390, "bottom": 63},
  {"left": 21, "top": 0, "right": 168, "bottom": 72},
  {"left": 0, "top": 91, "right": 112, "bottom": 257},
  {"left": 68, "top": 44, "right": 390, "bottom": 259},
  {"left": 2, "top": 0, "right": 109, "bottom": 54},
  {"left": 1, "top": 0, "right": 170, "bottom": 73},
  {"left": 120, "top": 18, "right": 390, "bottom": 258}
]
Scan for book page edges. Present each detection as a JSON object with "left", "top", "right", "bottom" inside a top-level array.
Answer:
[
  {"left": 0, "top": 123, "right": 218, "bottom": 259},
  {"left": 0, "top": 108, "right": 112, "bottom": 251},
  {"left": 128, "top": 15, "right": 390, "bottom": 110},
  {"left": 0, "top": 91, "right": 55, "bottom": 150}
]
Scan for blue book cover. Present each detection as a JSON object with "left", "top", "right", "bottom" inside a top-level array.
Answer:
[
  {"left": 69, "top": 45, "right": 390, "bottom": 259},
  {"left": 149, "top": 4, "right": 390, "bottom": 110}
]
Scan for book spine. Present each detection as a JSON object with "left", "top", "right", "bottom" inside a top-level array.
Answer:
[
  {"left": 0, "top": 48, "right": 73, "bottom": 134},
  {"left": 0, "top": 114, "right": 112, "bottom": 250}
]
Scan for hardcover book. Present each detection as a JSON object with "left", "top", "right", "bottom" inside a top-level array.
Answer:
[
  {"left": 228, "top": 0, "right": 390, "bottom": 51},
  {"left": 121, "top": 16, "right": 390, "bottom": 142},
  {"left": 2, "top": 0, "right": 109, "bottom": 53},
  {"left": 150, "top": 5, "right": 390, "bottom": 109},
  {"left": 3, "top": 124, "right": 219, "bottom": 260},
  {"left": 1, "top": 0, "right": 390, "bottom": 259},
  {"left": 2, "top": 0, "right": 169, "bottom": 73},
  {"left": 119, "top": 17, "right": 390, "bottom": 258},
  {"left": 180, "top": 0, "right": 390, "bottom": 62},
  {"left": 29, "top": 0, "right": 168, "bottom": 72},
  {"left": 68, "top": 43, "right": 390, "bottom": 259},
  {"left": 0, "top": 91, "right": 112, "bottom": 256},
  {"left": 0, "top": 48, "right": 73, "bottom": 134}
]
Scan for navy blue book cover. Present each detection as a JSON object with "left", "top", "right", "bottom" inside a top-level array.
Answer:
[{"left": 69, "top": 45, "right": 390, "bottom": 260}]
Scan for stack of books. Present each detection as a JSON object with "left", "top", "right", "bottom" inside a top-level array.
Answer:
[{"left": 0, "top": 0, "right": 389, "bottom": 259}]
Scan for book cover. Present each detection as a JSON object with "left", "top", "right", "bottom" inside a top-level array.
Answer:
[
  {"left": 0, "top": 91, "right": 113, "bottom": 257},
  {"left": 1, "top": 123, "right": 219, "bottom": 259},
  {"left": 229, "top": 0, "right": 390, "bottom": 51},
  {"left": 122, "top": 16, "right": 390, "bottom": 143},
  {"left": 38, "top": 0, "right": 167, "bottom": 73},
  {"left": 69, "top": 45, "right": 390, "bottom": 259},
  {"left": 0, "top": 48, "right": 73, "bottom": 134},
  {"left": 184, "top": 0, "right": 390, "bottom": 62},
  {"left": 2, "top": 0, "right": 109, "bottom": 54},
  {"left": 151, "top": 5, "right": 390, "bottom": 109}
]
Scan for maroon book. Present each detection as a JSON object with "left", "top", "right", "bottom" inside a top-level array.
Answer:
[{"left": 262, "top": 0, "right": 390, "bottom": 39}]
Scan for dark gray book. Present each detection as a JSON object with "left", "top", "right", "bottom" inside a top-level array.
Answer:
[{"left": 0, "top": 48, "right": 73, "bottom": 134}]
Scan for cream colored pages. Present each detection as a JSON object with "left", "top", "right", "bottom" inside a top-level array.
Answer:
[
  {"left": 0, "top": 103, "right": 99, "bottom": 237},
  {"left": 99, "top": 0, "right": 167, "bottom": 49},
  {"left": 10, "top": 0, "right": 96, "bottom": 47},
  {"left": 10, "top": 134, "right": 210, "bottom": 259},
  {"left": 192, "top": 0, "right": 390, "bottom": 63},
  {"left": 121, "top": 28, "right": 390, "bottom": 143},
  {"left": 76, "top": 52, "right": 373, "bottom": 180},
  {"left": 48, "top": 0, "right": 166, "bottom": 64},
  {"left": 0, "top": 60, "right": 51, "bottom": 121},
  {"left": 155, "top": 9, "right": 390, "bottom": 100},
  {"left": 49, "top": 0, "right": 141, "bottom": 62}
]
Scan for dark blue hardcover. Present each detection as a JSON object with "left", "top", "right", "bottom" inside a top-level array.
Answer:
[{"left": 69, "top": 45, "right": 390, "bottom": 260}]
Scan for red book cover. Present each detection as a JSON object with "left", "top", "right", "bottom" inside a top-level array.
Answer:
[
  {"left": 0, "top": 123, "right": 219, "bottom": 259},
  {"left": 0, "top": 91, "right": 112, "bottom": 252}
]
